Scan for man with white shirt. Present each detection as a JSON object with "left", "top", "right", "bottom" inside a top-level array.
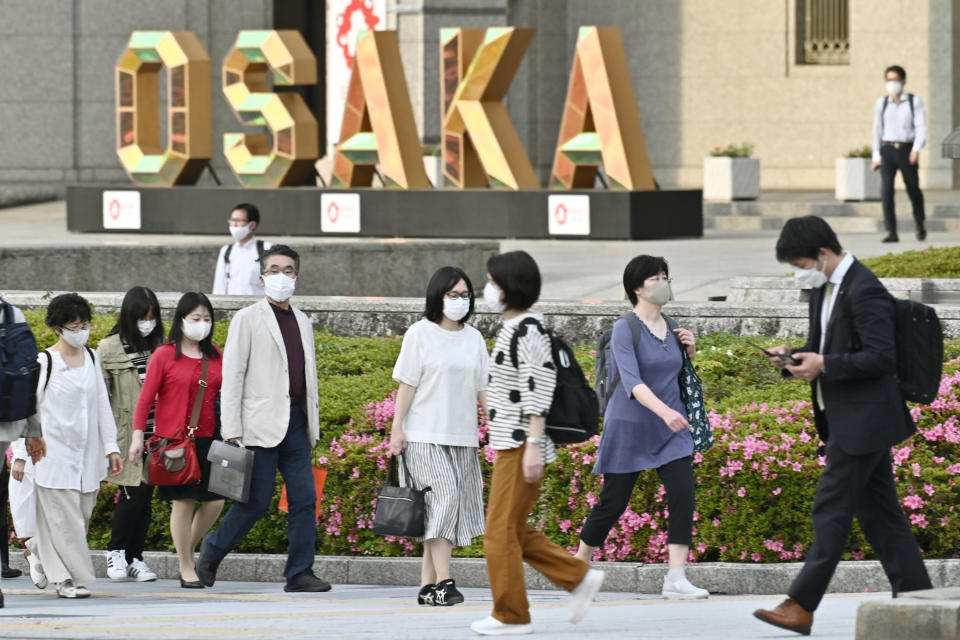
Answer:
[
  {"left": 212, "top": 203, "right": 272, "bottom": 295},
  {"left": 198, "top": 245, "right": 329, "bottom": 593},
  {"left": 871, "top": 65, "right": 927, "bottom": 243}
]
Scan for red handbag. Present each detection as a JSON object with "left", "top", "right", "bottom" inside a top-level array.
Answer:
[{"left": 146, "top": 357, "right": 208, "bottom": 486}]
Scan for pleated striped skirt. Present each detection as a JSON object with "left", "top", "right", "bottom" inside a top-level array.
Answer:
[{"left": 400, "top": 442, "right": 486, "bottom": 547}]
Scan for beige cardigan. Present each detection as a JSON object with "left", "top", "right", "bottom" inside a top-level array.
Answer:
[{"left": 219, "top": 300, "right": 320, "bottom": 448}]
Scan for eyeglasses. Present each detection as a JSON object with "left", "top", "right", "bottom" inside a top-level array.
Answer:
[
  {"left": 265, "top": 267, "right": 297, "bottom": 276},
  {"left": 647, "top": 276, "right": 672, "bottom": 283},
  {"left": 63, "top": 322, "right": 91, "bottom": 331},
  {"left": 444, "top": 291, "right": 472, "bottom": 300}
]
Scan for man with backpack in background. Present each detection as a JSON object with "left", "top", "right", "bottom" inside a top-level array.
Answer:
[
  {"left": 752, "top": 216, "right": 935, "bottom": 635},
  {"left": 0, "top": 298, "right": 47, "bottom": 608},
  {"left": 871, "top": 65, "right": 927, "bottom": 243},
  {"left": 213, "top": 203, "right": 272, "bottom": 295}
]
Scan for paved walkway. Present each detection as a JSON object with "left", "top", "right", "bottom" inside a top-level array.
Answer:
[
  {"left": 0, "top": 578, "right": 880, "bottom": 639},
  {"left": 3, "top": 200, "right": 960, "bottom": 301}
]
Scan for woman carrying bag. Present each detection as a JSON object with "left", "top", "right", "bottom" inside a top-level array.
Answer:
[
  {"left": 98, "top": 287, "right": 165, "bottom": 583},
  {"left": 388, "top": 266, "right": 489, "bottom": 607},
  {"left": 574, "top": 255, "right": 709, "bottom": 600},
  {"left": 129, "top": 292, "right": 224, "bottom": 589}
]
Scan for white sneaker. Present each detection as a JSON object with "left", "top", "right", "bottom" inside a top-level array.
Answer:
[
  {"left": 470, "top": 616, "right": 534, "bottom": 636},
  {"left": 661, "top": 574, "right": 709, "bottom": 600},
  {"left": 57, "top": 579, "right": 89, "bottom": 599},
  {"left": 127, "top": 559, "right": 157, "bottom": 582},
  {"left": 105, "top": 550, "right": 129, "bottom": 581},
  {"left": 24, "top": 543, "right": 48, "bottom": 590},
  {"left": 569, "top": 568, "right": 604, "bottom": 623}
]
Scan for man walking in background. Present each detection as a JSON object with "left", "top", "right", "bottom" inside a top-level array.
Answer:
[
  {"left": 213, "top": 203, "right": 272, "bottom": 295},
  {"left": 871, "top": 65, "right": 927, "bottom": 243}
]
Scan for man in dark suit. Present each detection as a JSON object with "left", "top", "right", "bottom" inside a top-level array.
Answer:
[{"left": 753, "top": 216, "right": 932, "bottom": 635}]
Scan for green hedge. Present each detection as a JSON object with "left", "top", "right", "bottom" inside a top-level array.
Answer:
[
  {"left": 860, "top": 246, "right": 960, "bottom": 278},
  {"left": 13, "top": 309, "right": 960, "bottom": 563}
]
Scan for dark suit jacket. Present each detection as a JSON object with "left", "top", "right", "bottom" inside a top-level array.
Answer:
[{"left": 794, "top": 259, "right": 915, "bottom": 454}]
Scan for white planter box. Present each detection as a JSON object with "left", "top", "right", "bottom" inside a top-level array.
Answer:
[
  {"left": 702, "top": 157, "right": 760, "bottom": 201},
  {"left": 423, "top": 155, "right": 442, "bottom": 188},
  {"left": 835, "top": 157, "right": 881, "bottom": 201}
]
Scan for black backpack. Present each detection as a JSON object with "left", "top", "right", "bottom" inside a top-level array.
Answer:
[
  {"left": 843, "top": 286, "right": 943, "bottom": 404},
  {"left": 595, "top": 313, "right": 641, "bottom": 414},
  {"left": 224, "top": 239, "right": 265, "bottom": 285},
  {"left": 0, "top": 300, "right": 41, "bottom": 422},
  {"left": 509, "top": 317, "right": 599, "bottom": 444}
]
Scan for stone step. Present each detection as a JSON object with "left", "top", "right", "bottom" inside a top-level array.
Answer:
[
  {"left": 707, "top": 216, "right": 955, "bottom": 233},
  {"left": 705, "top": 201, "right": 960, "bottom": 220},
  {"left": 856, "top": 588, "right": 960, "bottom": 640}
]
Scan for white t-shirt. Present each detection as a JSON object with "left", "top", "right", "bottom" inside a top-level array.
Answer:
[
  {"left": 212, "top": 239, "right": 273, "bottom": 295},
  {"left": 392, "top": 319, "right": 489, "bottom": 447}
]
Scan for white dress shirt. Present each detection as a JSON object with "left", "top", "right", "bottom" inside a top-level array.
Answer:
[
  {"left": 819, "top": 252, "right": 855, "bottom": 353},
  {"left": 34, "top": 350, "right": 119, "bottom": 493},
  {"left": 212, "top": 238, "right": 273, "bottom": 295},
  {"left": 872, "top": 93, "right": 926, "bottom": 162}
]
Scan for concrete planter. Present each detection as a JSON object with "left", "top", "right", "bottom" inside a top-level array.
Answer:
[
  {"left": 703, "top": 157, "right": 760, "bottom": 201},
  {"left": 422, "top": 155, "right": 442, "bottom": 188},
  {"left": 835, "top": 157, "right": 881, "bottom": 201}
]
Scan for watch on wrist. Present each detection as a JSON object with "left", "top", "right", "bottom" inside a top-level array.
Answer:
[{"left": 526, "top": 436, "right": 543, "bottom": 444}]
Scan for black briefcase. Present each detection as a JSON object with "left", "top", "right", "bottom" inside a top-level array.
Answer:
[{"left": 372, "top": 453, "right": 431, "bottom": 538}]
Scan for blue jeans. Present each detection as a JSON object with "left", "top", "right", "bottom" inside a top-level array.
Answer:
[{"left": 205, "top": 404, "right": 316, "bottom": 581}]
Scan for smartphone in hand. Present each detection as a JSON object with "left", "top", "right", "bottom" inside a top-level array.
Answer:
[{"left": 744, "top": 340, "right": 799, "bottom": 366}]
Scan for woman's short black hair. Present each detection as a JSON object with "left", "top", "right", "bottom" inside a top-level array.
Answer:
[
  {"left": 108, "top": 286, "right": 164, "bottom": 353},
  {"left": 623, "top": 256, "right": 670, "bottom": 305},
  {"left": 260, "top": 244, "right": 300, "bottom": 274},
  {"left": 166, "top": 292, "right": 220, "bottom": 360},
  {"left": 885, "top": 65, "right": 906, "bottom": 81},
  {"left": 45, "top": 293, "right": 92, "bottom": 328},
  {"left": 487, "top": 250, "right": 541, "bottom": 311},
  {"left": 424, "top": 266, "right": 475, "bottom": 325},
  {"left": 775, "top": 216, "right": 843, "bottom": 263},
  {"left": 232, "top": 203, "right": 260, "bottom": 225}
]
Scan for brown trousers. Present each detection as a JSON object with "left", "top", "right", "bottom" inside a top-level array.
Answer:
[{"left": 483, "top": 447, "right": 589, "bottom": 624}]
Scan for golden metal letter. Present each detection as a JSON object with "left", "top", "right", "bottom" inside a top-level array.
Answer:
[
  {"left": 331, "top": 31, "right": 430, "bottom": 189},
  {"left": 441, "top": 28, "right": 539, "bottom": 190},
  {"left": 549, "top": 27, "right": 655, "bottom": 190},
  {"left": 116, "top": 31, "right": 211, "bottom": 186},
  {"left": 222, "top": 30, "right": 319, "bottom": 187}
]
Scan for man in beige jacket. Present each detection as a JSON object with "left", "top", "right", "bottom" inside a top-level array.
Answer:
[{"left": 197, "top": 245, "right": 329, "bottom": 592}]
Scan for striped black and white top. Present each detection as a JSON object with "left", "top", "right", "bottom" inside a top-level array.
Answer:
[
  {"left": 124, "top": 344, "right": 155, "bottom": 435},
  {"left": 487, "top": 313, "right": 558, "bottom": 464}
]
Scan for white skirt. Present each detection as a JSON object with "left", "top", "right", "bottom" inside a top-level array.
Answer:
[
  {"left": 400, "top": 442, "right": 485, "bottom": 547},
  {"left": 8, "top": 454, "right": 37, "bottom": 539}
]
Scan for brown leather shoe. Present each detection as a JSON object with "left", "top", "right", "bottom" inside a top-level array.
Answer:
[{"left": 753, "top": 598, "right": 813, "bottom": 635}]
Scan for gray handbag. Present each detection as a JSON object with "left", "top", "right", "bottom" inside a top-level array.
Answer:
[
  {"left": 372, "top": 454, "right": 431, "bottom": 538},
  {"left": 207, "top": 440, "right": 255, "bottom": 502}
]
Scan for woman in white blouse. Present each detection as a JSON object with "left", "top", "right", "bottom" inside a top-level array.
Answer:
[
  {"left": 33, "top": 294, "right": 123, "bottom": 599},
  {"left": 389, "top": 267, "right": 489, "bottom": 608}
]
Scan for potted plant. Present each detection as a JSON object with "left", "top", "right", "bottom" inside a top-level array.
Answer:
[
  {"left": 422, "top": 145, "right": 442, "bottom": 188},
  {"left": 703, "top": 142, "right": 759, "bottom": 201},
  {"left": 835, "top": 145, "right": 880, "bottom": 201}
]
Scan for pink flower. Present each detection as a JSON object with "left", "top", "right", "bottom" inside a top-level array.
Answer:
[
  {"left": 751, "top": 552, "right": 762, "bottom": 562},
  {"left": 910, "top": 513, "right": 928, "bottom": 529},
  {"left": 771, "top": 487, "right": 782, "bottom": 496},
  {"left": 737, "top": 487, "right": 746, "bottom": 498},
  {"left": 559, "top": 519, "right": 573, "bottom": 533},
  {"left": 923, "top": 484, "right": 936, "bottom": 497},
  {"left": 902, "top": 494, "right": 925, "bottom": 510},
  {"left": 911, "top": 462, "right": 922, "bottom": 477}
]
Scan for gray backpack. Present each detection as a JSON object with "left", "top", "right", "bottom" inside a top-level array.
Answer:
[{"left": 594, "top": 313, "right": 641, "bottom": 414}]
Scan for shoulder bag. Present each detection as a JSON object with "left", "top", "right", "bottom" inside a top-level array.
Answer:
[
  {"left": 664, "top": 315, "right": 714, "bottom": 453},
  {"left": 146, "top": 356, "right": 207, "bottom": 486}
]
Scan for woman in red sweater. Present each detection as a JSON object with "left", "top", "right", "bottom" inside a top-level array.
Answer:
[{"left": 130, "top": 292, "right": 224, "bottom": 589}]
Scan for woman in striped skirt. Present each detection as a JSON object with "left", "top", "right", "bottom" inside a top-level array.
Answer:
[{"left": 389, "top": 266, "right": 490, "bottom": 607}]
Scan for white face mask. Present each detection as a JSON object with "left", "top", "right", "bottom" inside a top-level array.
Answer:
[
  {"left": 137, "top": 319, "right": 157, "bottom": 337},
  {"left": 60, "top": 327, "right": 90, "bottom": 349},
  {"left": 886, "top": 80, "right": 903, "bottom": 96},
  {"left": 639, "top": 279, "right": 673, "bottom": 306},
  {"left": 442, "top": 297, "right": 471, "bottom": 322},
  {"left": 229, "top": 224, "right": 252, "bottom": 242},
  {"left": 483, "top": 282, "right": 506, "bottom": 312},
  {"left": 182, "top": 320, "right": 211, "bottom": 342},
  {"left": 794, "top": 258, "right": 829, "bottom": 288},
  {"left": 262, "top": 273, "right": 297, "bottom": 302}
]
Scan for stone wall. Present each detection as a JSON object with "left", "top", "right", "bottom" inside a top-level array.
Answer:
[
  {"left": 0, "top": 240, "right": 496, "bottom": 297},
  {"left": 7, "top": 290, "right": 960, "bottom": 339}
]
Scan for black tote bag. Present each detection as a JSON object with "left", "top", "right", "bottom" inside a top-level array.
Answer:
[{"left": 372, "top": 453, "right": 431, "bottom": 538}]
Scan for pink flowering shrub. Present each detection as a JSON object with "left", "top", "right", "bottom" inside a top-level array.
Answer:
[{"left": 316, "top": 354, "right": 960, "bottom": 563}]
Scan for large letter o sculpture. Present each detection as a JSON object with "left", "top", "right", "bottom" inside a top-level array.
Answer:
[
  {"left": 222, "top": 30, "right": 319, "bottom": 187},
  {"left": 115, "top": 31, "right": 212, "bottom": 186}
]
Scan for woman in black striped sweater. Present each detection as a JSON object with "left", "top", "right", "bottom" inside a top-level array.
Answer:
[{"left": 471, "top": 251, "right": 604, "bottom": 637}]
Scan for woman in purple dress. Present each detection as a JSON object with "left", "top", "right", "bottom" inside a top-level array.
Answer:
[{"left": 574, "top": 255, "right": 709, "bottom": 600}]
